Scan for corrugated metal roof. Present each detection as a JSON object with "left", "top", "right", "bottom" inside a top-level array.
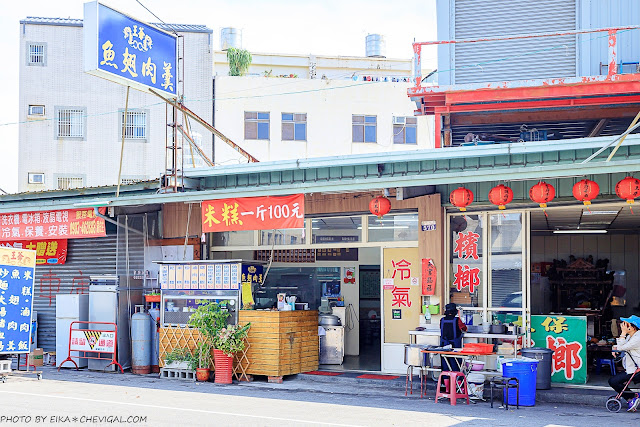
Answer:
[
  {"left": 154, "top": 23, "right": 212, "bottom": 34},
  {"left": 20, "top": 17, "right": 212, "bottom": 33},
  {"left": 0, "top": 179, "right": 159, "bottom": 201},
  {"left": 20, "top": 17, "right": 83, "bottom": 27}
]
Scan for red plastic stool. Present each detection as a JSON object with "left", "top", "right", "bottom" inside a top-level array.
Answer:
[{"left": 434, "top": 371, "right": 470, "bottom": 405}]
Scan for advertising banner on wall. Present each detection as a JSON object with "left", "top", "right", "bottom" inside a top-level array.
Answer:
[
  {"left": 383, "top": 247, "right": 421, "bottom": 343},
  {"left": 201, "top": 194, "right": 304, "bottom": 232},
  {"left": 0, "top": 240, "right": 68, "bottom": 264},
  {"left": 0, "top": 208, "right": 106, "bottom": 241},
  {"left": 0, "top": 247, "right": 36, "bottom": 354},
  {"left": 84, "top": 1, "right": 178, "bottom": 97},
  {"left": 530, "top": 315, "right": 587, "bottom": 384}
]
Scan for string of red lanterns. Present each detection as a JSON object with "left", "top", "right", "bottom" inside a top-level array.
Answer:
[{"left": 437, "top": 176, "right": 639, "bottom": 213}]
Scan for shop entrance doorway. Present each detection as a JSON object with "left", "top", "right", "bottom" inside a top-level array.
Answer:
[
  {"left": 530, "top": 203, "right": 639, "bottom": 387},
  {"left": 352, "top": 265, "right": 381, "bottom": 371}
]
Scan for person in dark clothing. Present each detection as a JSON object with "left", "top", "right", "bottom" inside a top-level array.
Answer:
[{"left": 440, "top": 303, "right": 467, "bottom": 371}]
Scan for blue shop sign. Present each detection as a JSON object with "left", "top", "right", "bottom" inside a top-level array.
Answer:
[
  {"left": 0, "top": 248, "right": 36, "bottom": 355},
  {"left": 84, "top": 1, "right": 177, "bottom": 96}
]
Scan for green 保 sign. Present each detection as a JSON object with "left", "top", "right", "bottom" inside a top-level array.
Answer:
[{"left": 530, "top": 315, "right": 587, "bottom": 384}]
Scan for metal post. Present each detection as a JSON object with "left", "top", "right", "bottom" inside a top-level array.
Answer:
[{"left": 116, "top": 86, "right": 130, "bottom": 198}]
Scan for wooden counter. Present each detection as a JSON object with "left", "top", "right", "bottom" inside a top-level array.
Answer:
[{"left": 239, "top": 310, "right": 319, "bottom": 381}]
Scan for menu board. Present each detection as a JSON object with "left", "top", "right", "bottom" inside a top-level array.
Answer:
[{"left": 159, "top": 262, "right": 241, "bottom": 290}]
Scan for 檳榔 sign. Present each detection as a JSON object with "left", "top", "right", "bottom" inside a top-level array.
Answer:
[{"left": 84, "top": 1, "right": 178, "bottom": 96}]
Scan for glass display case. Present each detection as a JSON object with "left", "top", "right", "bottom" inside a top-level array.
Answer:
[{"left": 160, "top": 289, "right": 240, "bottom": 326}]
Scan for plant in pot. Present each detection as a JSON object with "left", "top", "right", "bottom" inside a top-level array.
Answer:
[
  {"left": 188, "top": 301, "right": 248, "bottom": 384},
  {"left": 210, "top": 323, "right": 251, "bottom": 384},
  {"left": 163, "top": 347, "right": 192, "bottom": 370},
  {"left": 189, "top": 341, "right": 212, "bottom": 382}
]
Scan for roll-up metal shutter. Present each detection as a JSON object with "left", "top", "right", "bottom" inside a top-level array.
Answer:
[
  {"left": 454, "top": 0, "right": 576, "bottom": 84},
  {"left": 33, "top": 236, "right": 117, "bottom": 351}
]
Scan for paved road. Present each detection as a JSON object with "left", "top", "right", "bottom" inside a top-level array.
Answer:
[{"left": 0, "top": 373, "right": 638, "bottom": 426}]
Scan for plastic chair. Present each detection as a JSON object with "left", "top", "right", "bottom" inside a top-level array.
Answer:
[
  {"left": 434, "top": 371, "right": 469, "bottom": 405},
  {"left": 595, "top": 358, "right": 616, "bottom": 376}
]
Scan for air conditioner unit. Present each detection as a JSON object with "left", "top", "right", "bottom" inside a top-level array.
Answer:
[
  {"left": 28, "top": 105, "right": 45, "bottom": 116},
  {"left": 28, "top": 173, "right": 45, "bottom": 184},
  {"left": 393, "top": 117, "right": 406, "bottom": 125}
]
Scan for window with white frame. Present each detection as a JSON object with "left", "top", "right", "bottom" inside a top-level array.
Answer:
[
  {"left": 55, "top": 108, "right": 85, "bottom": 139},
  {"left": 282, "top": 113, "right": 307, "bottom": 141},
  {"left": 393, "top": 116, "right": 417, "bottom": 144},
  {"left": 28, "top": 173, "right": 45, "bottom": 185},
  {"left": 244, "top": 112, "right": 270, "bottom": 140},
  {"left": 57, "top": 177, "right": 84, "bottom": 190},
  {"left": 120, "top": 110, "right": 147, "bottom": 140},
  {"left": 27, "top": 43, "right": 46, "bottom": 66},
  {"left": 352, "top": 115, "right": 377, "bottom": 143},
  {"left": 28, "top": 105, "right": 45, "bottom": 116}
]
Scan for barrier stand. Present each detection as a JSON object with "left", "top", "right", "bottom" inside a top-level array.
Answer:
[{"left": 57, "top": 321, "right": 124, "bottom": 373}]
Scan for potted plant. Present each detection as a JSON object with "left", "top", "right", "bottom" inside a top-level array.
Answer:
[
  {"left": 188, "top": 301, "right": 251, "bottom": 384},
  {"left": 190, "top": 341, "right": 212, "bottom": 382},
  {"left": 163, "top": 347, "right": 192, "bottom": 370},
  {"left": 210, "top": 323, "right": 251, "bottom": 384}
]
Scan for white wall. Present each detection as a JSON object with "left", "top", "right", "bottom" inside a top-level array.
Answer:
[
  {"left": 18, "top": 23, "right": 213, "bottom": 192},
  {"left": 213, "top": 76, "right": 434, "bottom": 165}
]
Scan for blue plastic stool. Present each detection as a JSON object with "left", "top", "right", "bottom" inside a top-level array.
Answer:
[{"left": 595, "top": 359, "right": 616, "bottom": 375}]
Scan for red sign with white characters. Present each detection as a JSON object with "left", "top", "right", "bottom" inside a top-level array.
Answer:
[
  {"left": 0, "top": 240, "right": 67, "bottom": 264},
  {"left": 421, "top": 258, "right": 436, "bottom": 296},
  {"left": 201, "top": 194, "right": 304, "bottom": 232},
  {"left": 0, "top": 209, "right": 106, "bottom": 241}
]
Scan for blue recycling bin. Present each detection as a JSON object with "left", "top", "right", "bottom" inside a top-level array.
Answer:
[{"left": 502, "top": 359, "right": 539, "bottom": 406}]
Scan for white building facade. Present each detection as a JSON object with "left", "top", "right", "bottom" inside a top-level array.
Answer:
[
  {"left": 18, "top": 17, "right": 214, "bottom": 192},
  {"left": 211, "top": 51, "right": 434, "bottom": 165}
]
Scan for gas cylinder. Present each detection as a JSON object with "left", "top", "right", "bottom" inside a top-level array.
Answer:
[
  {"left": 148, "top": 308, "right": 160, "bottom": 373},
  {"left": 131, "top": 308, "right": 151, "bottom": 374}
]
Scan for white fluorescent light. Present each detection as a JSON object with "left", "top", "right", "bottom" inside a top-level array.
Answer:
[
  {"left": 582, "top": 210, "right": 619, "bottom": 215},
  {"left": 74, "top": 200, "right": 112, "bottom": 208},
  {"left": 553, "top": 229, "right": 607, "bottom": 234}
]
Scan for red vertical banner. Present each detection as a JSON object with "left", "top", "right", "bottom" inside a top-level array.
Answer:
[
  {"left": 201, "top": 194, "right": 304, "bottom": 232},
  {"left": 421, "top": 258, "right": 437, "bottom": 296}
]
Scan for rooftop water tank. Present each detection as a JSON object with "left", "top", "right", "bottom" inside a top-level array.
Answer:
[
  {"left": 366, "top": 34, "right": 386, "bottom": 58},
  {"left": 221, "top": 27, "right": 242, "bottom": 50}
]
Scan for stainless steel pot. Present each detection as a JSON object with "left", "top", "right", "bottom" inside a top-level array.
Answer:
[
  {"left": 490, "top": 324, "right": 506, "bottom": 334},
  {"left": 404, "top": 344, "right": 425, "bottom": 367},
  {"left": 505, "top": 324, "right": 517, "bottom": 334},
  {"left": 319, "top": 314, "right": 341, "bottom": 326}
]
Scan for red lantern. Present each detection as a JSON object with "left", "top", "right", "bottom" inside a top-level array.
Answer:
[
  {"left": 615, "top": 176, "right": 640, "bottom": 205},
  {"left": 572, "top": 179, "right": 599, "bottom": 206},
  {"left": 529, "top": 181, "right": 556, "bottom": 208},
  {"left": 488, "top": 184, "right": 514, "bottom": 210},
  {"left": 450, "top": 187, "right": 474, "bottom": 212},
  {"left": 369, "top": 196, "right": 391, "bottom": 218}
]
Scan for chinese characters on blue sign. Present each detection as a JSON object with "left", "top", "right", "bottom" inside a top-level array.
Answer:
[
  {"left": 0, "top": 247, "right": 36, "bottom": 354},
  {"left": 84, "top": 2, "right": 177, "bottom": 95}
]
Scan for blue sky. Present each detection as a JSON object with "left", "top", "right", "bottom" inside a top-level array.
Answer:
[{"left": 0, "top": 0, "right": 437, "bottom": 193}]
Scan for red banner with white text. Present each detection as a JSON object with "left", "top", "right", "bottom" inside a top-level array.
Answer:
[
  {"left": 0, "top": 239, "right": 68, "bottom": 264},
  {"left": 0, "top": 208, "right": 106, "bottom": 241},
  {"left": 202, "top": 194, "right": 304, "bottom": 232}
]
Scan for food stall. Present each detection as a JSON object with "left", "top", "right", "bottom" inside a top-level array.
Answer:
[{"left": 156, "top": 259, "right": 318, "bottom": 381}]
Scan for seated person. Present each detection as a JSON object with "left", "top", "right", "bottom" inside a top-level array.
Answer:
[
  {"left": 440, "top": 303, "right": 467, "bottom": 371},
  {"left": 610, "top": 315, "right": 640, "bottom": 412}
]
